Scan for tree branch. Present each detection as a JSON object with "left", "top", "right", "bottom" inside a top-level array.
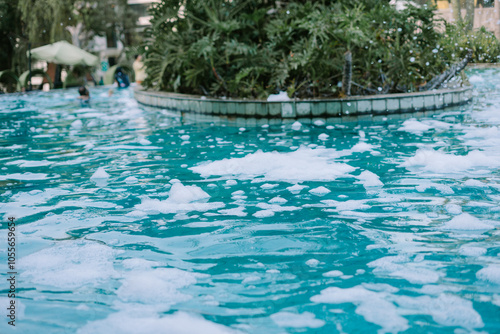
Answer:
[{"left": 420, "top": 49, "right": 472, "bottom": 91}]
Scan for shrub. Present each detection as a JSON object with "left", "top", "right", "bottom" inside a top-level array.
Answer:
[
  {"left": 440, "top": 22, "right": 500, "bottom": 64},
  {"left": 143, "top": 1, "right": 456, "bottom": 98}
]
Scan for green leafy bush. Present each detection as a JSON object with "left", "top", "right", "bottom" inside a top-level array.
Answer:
[
  {"left": 143, "top": 1, "right": 456, "bottom": 98},
  {"left": 440, "top": 22, "right": 500, "bottom": 64}
]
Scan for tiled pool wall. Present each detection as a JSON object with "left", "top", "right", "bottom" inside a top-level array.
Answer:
[{"left": 134, "top": 86, "right": 473, "bottom": 119}]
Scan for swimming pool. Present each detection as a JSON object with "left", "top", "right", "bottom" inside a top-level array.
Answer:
[{"left": 0, "top": 70, "right": 499, "bottom": 333}]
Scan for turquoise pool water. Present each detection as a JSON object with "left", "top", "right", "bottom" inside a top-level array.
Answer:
[{"left": 0, "top": 70, "right": 499, "bottom": 334}]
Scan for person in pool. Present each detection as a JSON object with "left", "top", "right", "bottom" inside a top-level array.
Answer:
[
  {"left": 114, "top": 67, "right": 130, "bottom": 89},
  {"left": 78, "top": 86, "right": 90, "bottom": 106},
  {"left": 133, "top": 55, "right": 146, "bottom": 85}
]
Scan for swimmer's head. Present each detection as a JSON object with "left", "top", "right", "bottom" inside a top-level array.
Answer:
[{"left": 78, "top": 86, "right": 89, "bottom": 96}]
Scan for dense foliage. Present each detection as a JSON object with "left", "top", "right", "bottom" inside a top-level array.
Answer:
[
  {"left": 0, "top": 0, "right": 23, "bottom": 72},
  {"left": 441, "top": 22, "right": 500, "bottom": 64},
  {"left": 143, "top": 0, "right": 454, "bottom": 98},
  {"left": 0, "top": 0, "right": 139, "bottom": 75},
  {"left": 17, "top": 0, "right": 138, "bottom": 48}
]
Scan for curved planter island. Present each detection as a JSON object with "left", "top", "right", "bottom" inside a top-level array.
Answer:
[{"left": 134, "top": 85, "right": 473, "bottom": 119}]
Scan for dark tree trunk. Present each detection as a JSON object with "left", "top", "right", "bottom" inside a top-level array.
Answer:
[
  {"left": 342, "top": 51, "right": 352, "bottom": 96},
  {"left": 420, "top": 50, "right": 473, "bottom": 91}
]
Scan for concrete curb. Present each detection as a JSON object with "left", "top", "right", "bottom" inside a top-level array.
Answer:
[{"left": 134, "top": 85, "right": 473, "bottom": 119}]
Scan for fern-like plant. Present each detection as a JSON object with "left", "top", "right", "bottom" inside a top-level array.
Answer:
[{"left": 142, "top": 0, "right": 473, "bottom": 98}]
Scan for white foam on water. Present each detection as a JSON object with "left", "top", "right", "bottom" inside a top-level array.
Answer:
[
  {"left": 401, "top": 149, "right": 500, "bottom": 175},
  {"left": 116, "top": 268, "right": 204, "bottom": 309},
  {"left": 90, "top": 167, "right": 110, "bottom": 180},
  {"left": 469, "top": 74, "right": 485, "bottom": 83},
  {"left": 468, "top": 107, "right": 500, "bottom": 128},
  {"left": 190, "top": 147, "right": 355, "bottom": 182},
  {"left": 9, "top": 188, "right": 71, "bottom": 205},
  {"left": 309, "top": 186, "right": 331, "bottom": 196},
  {"left": 368, "top": 255, "right": 441, "bottom": 284},
  {"left": 18, "top": 240, "right": 118, "bottom": 289},
  {"left": 75, "top": 107, "right": 98, "bottom": 113},
  {"left": 139, "top": 138, "right": 152, "bottom": 145},
  {"left": 425, "top": 120, "right": 455, "bottom": 130},
  {"left": 242, "top": 275, "right": 260, "bottom": 284},
  {"left": 287, "top": 184, "right": 307, "bottom": 193},
  {"left": 492, "top": 295, "right": 500, "bottom": 307},
  {"left": 55, "top": 200, "right": 115, "bottom": 209},
  {"left": 0, "top": 173, "right": 48, "bottom": 181},
  {"left": 459, "top": 126, "right": 500, "bottom": 151},
  {"left": 355, "top": 170, "right": 383, "bottom": 188},
  {"left": 395, "top": 294, "right": 484, "bottom": 328},
  {"left": 71, "top": 119, "right": 83, "bottom": 129},
  {"left": 461, "top": 125, "right": 499, "bottom": 140},
  {"left": 5, "top": 160, "right": 52, "bottom": 167},
  {"left": 291, "top": 121, "right": 302, "bottom": 130},
  {"left": 390, "top": 267, "right": 441, "bottom": 285},
  {"left": 78, "top": 311, "right": 239, "bottom": 334},
  {"left": 267, "top": 91, "right": 290, "bottom": 102},
  {"left": 17, "top": 211, "right": 135, "bottom": 239},
  {"left": 168, "top": 183, "right": 210, "bottom": 203},
  {"left": 306, "top": 259, "right": 320, "bottom": 267},
  {"left": 321, "top": 199, "right": 370, "bottom": 211},
  {"left": 101, "top": 108, "right": 145, "bottom": 123},
  {"left": 313, "top": 283, "right": 484, "bottom": 330},
  {"left": 125, "top": 176, "right": 138, "bottom": 184},
  {"left": 93, "top": 145, "right": 162, "bottom": 151},
  {"left": 269, "top": 196, "right": 287, "bottom": 204},
  {"left": 0, "top": 188, "right": 76, "bottom": 220},
  {"left": 225, "top": 179, "right": 237, "bottom": 186},
  {"left": 463, "top": 179, "right": 488, "bottom": 187},
  {"left": 445, "top": 203, "right": 462, "bottom": 215},
  {"left": 0, "top": 144, "right": 25, "bottom": 150},
  {"left": 125, "top": 210, "right": 146, "bottom": 218},
  {"left": 399, "top": 119, "right": 454, "bottom": 135},
  {"left": 458, "top": 246, "right": 487, "bottom": 257},
  {"left": 136, "top": 199, "right": 223, "bottom": 215},
  {"left": 416, "top": 182, "right": 454, "bottom": 195},
  {"left": 311, "top": 285, "right": 409, "bottom": 333},
  {"left": 79, "top": 112, "right": 106, "bottom": 119},
  {"left": 476, "top": 265, "right": 500, "bottom": 285},
  {"left": 256, "top": 204, "right": 299, "bottom": 215},
  {"left": 440, "top": 213, "right": 493, "bottom": 231},
  {"left": 398, "top": 119, "right": 431, "bottom": 134},
  {"left": 318, "top": 133, "right": 329, "bottom": 141},
  {"left": 54, "top": 156, "right": 95, "bottom": 166},
  {"left": 134, "top": 182, "right": 223, "bottom": 214},
  {"left": 323, "top": 270, "right": 343, "bottom": 277},
  {"left": 253, "top": 210, "right": 275, "bottom": 218},
  {"left": 270, "top": 311, "right": 325, "bottom": 328},
  {"left": 231, "top": 190, "right": 245, "bottom": 198},
  {"left": 260, "top": 183, "right": 278, "bottom": 189},
  {"left": 121, "top": 258, "right": 159, "bottom": 270},
  {"left": 218, "top": 207, "right": 247, "bottom": 217},
  {"left": 349, "top": 142, "right": 376, "bottom": 153}
]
